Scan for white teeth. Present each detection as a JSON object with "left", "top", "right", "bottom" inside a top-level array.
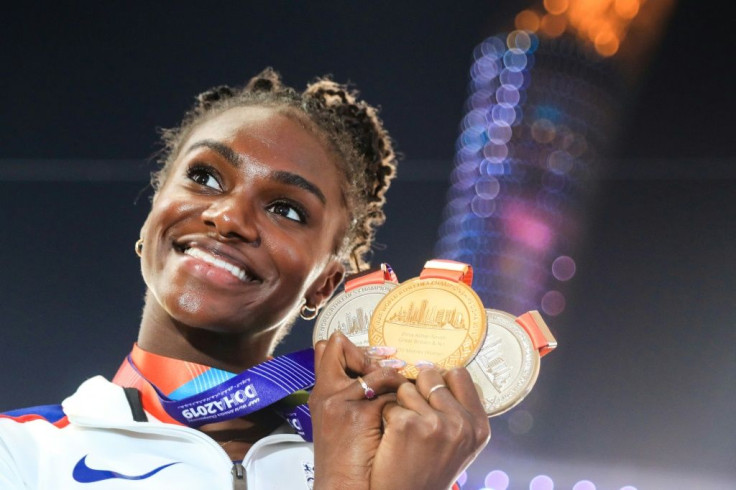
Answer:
[{"left": 184, "top": 247, "right": 250, "bottom": 282}]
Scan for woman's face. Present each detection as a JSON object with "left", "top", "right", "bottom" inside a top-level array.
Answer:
[{"left": 140, "top": 105, "right": 348, "bottom": 334}]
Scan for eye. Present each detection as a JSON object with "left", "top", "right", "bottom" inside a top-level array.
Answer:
[
  {"left": 187, "top": 164, "right": 222, "bottom": 191},
  {"left": 267, "top": 201, "right": 307, "bottom": 224}
]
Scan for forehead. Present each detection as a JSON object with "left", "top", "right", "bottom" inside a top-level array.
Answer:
[{"left": 182, "top": 105, "right": 340, "bottom": 176}]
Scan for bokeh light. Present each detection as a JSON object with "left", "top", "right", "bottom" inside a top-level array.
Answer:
[
  {"left": 540, "top": 14, "right": 568, "bottom": 37},
  {"left": 572, "top": 481, "right": 596, "bottom": 490},
  {"left": 529, "top": 475, "right": 555, "bottom": 490},
  {"left": 551, "top": 255, "right": 576, "bottom": 281},
  {"left": 515, "top": 9, "right": 541, "bottom": 32},
  {"left": 484, "top": 470, "right": 510, "bottom": 490},
  {"left": 547, "top": 150, "right": 574, "bottom": 174},
  {"left": 594, "top": 29, "right": 620, "bottom": 56},
  {"left": 508, "top": 409, "right": 535, "bottom": 434},
  {"left": 614, "top": 0, "right": 640, "bottom": 19},
  {"left": 508, "top": 30, "right": 533, "bottom": 52},
  {"left": 475, "top": 177, "right": 501, "bottom": 199},
  {"left": 471, "top": 196, "right": 497, "bottom": 218},
  {"left": 544, "top": 0, "right": 569, "bottom": 16},
  {"left": 541, "top": 290, "right": 566, "bottom": 316}
]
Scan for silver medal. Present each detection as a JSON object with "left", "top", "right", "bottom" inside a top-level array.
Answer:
[
  {"left": 467, "top": 309, "right": 541, "bottom": 417},
  {"left": 313, "top": 283, "right": 397, "bottom": 347}
]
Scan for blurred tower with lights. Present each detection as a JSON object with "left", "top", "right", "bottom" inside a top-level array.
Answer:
[{"left": 435, "top": 0, "right": 675, "bottom": 318}]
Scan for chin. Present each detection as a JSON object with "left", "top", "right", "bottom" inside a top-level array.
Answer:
[{"left": 169, "top": 303, "right": 293, "bottom": 339}]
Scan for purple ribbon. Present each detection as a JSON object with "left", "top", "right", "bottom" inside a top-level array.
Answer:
[{"left": 127, "top": 348, "right": 315, "bottom": 441}]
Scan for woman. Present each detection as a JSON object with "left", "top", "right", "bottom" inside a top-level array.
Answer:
[{"left": 0, "top": 69, "right": 490, "bottom": 489}]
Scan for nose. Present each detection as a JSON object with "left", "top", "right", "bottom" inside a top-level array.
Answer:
[{"left": 201, "top": 195, "right": 260, "bottom": 245}]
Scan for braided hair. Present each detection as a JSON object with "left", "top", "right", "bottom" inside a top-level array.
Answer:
[{"left": 154, "top": 68, "right": 398, "bottom": 273}]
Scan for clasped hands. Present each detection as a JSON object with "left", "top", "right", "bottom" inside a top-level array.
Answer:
[{"left": 309, "top": 332, "right": 491, "bottom": 490}]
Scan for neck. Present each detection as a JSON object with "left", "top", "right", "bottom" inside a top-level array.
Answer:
[
  {"left": 134, "top": 293, "right": 291, "bottom": 457},
  {"left": 137, "top": 291, "right": 284, "bottom": 373}
]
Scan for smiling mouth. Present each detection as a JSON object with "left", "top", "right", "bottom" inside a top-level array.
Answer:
[{"left": 181, "top": 246, "right": 260, "bottom": 283}]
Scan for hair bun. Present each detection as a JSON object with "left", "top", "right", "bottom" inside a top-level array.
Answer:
[
  {"left": 245, "top": 67, "right": 283, "bottom": 93},
  {"left": 196, "top": 85, "right": 235, "bottom": 110}
]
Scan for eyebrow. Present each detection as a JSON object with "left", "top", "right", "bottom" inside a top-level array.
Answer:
[
  {"left": 186, "top": 139, "right": 327, "bottom": 204},
  {"left": 271, "top": 171, "right": 326, "bottom": 204},
  {"left": 187, "top": 140, "right": 240, "bottom": 168}
]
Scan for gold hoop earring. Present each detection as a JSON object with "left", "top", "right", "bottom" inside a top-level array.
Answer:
[
  {"left": 135, "top": 238, "right": 144, "bottom": 257},
  {"left": 300, "top": 303, "right": 318, "bottom": 321}
]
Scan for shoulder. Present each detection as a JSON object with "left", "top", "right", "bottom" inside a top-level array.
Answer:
[
  {"left": 0, "top": 377, "right": 120, "bottom": 471},
  {"left": 0, "top": 400, "right": 72, "bottom": 488},
  {"left": 1, "top": 404, "right": 69, "bottom": 428},
  {"left": 0, "top": 374, "right": 121, "bottom": 431}
]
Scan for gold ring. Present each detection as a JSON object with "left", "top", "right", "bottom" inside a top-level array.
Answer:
[
  {"left": 357, "top": 376, "right": 376, "bottom": 400},
  {"left": 426, "top": 383, "right": 447, "bottom": 402}
]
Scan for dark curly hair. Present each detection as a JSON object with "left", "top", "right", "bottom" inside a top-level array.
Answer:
[{"left": 153, "top": 68, "right": 398, "bottom": 273}]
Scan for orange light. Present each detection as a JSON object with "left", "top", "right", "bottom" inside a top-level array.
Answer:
[
  {"left": 614, "top": 0, "right": 640, "bottom": 19},
  {"left": 515, "top": 9, "right": 541, "bottom": 32},
  {"left": 587, "top": 18, "right": 611, "bottom": 42},
  {"left": 543, "top": 0, "right": 569, "bottom": 15},
  {"left": 540, "top": 13, "right": 568, "bottom": 37},
  {"left": 517, "top": 0, "right": 650, "bottom": 56},
  {"left": 594, "top": 29, "right": 620, "bottom": 56},
  {"left": 578, "top": 0, "right": 609, "bottom": 15}
]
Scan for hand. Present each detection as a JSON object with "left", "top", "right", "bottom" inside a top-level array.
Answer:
[
  {"left": 309, "top": 333, "right": 407, "bottom": 490},
  {"left": 370, "top": 366, "right": 491, "bottom": 490}
]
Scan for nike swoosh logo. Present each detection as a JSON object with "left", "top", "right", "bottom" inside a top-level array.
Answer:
[{"left": 72, "top": 455, "right": 180, "bottom": 483}]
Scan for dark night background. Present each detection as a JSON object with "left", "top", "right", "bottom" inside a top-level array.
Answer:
[{"left": 1, "top": 1, "right": 734, "bottom": 488}]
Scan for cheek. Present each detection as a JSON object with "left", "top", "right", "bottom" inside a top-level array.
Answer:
[
  {"left": 140, "top": 197, "right": 198, "bottom": 286},
  {"left": 266, "top": 236, "right": 312, "bottom": 280}
]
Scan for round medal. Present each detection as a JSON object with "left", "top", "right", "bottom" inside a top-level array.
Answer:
[
  {"left": 467, "top": 309, "right": 556, "bottom": 417},
  {"left": 313, "top": 264, "right": 398, "bottom": 347},
  {"left": 314, "top": 283, "right": 397, "bottom": 347},
  {"left": 369, "top": 260, "right": 487, "bottom": 379}
]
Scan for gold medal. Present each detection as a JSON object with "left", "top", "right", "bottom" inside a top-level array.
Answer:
[
  {"left": 313, "top": 264, "right": 398, "bottom": 347},
  {"left": 369, "top": 260, "right": 487, "bottom": 378},
  {"left": 467, "top": 309, "right": 557, "bottom": 416}
]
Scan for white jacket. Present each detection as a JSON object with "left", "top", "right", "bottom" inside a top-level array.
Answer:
[{"left": 0, "top": 376, "right": 316, "bottom": 489}]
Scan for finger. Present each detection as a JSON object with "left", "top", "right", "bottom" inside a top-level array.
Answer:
[
  {"left": 314, "top": 340, "right": 327, "bottom": 374},
  {"left": 363, "top": 345, "right": 398, "bottom": 359},
  {"left": 316, "top": 332, "right": 373, "bottom": 385},
  {"left": 442, "top": 367, "right": 488, "bottom": 420},
  {"left": 381, "top": 394, "right": 428, "bottom": 429},
  {"left": 348, "top": 368, "right": 408, "bottom": 401},
  {"left": 393, "top": 380, "right": 433, "bottom": 414},
  {"left": 381, "top": 398, "right": 409, "bottom": 425},
  {"left": 412, "top": 368, "right": 463, "bottom": 413}
]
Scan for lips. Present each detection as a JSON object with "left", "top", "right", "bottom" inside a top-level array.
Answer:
[{"left": 174, "top": 239, "right": 262, "bottom": 283}]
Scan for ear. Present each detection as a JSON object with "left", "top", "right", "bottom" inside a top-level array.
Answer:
[{"left": 306, "top": 259, "right": 345, "bottom": 310}]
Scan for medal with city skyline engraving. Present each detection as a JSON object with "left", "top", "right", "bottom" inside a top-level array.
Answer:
[
  {"left": 467, "top": 309, "right": 557, "bottom": 416},
  {"left": 369, "top": 260, "right": 486, "bottom": 379},
  {"left": 313, "top": 264, "right": 398, "bottom": 347}
]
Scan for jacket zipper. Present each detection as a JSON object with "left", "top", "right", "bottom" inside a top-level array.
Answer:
[{"left": 232, "top": 461, "right": 247, "bottom": 489}]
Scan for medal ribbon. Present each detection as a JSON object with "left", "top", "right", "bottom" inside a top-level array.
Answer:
[
  {"left": 420, "top": 259, "right": 474, "bottom": 286},
  {"left": 113, "top": 345, "right": 316, "bottom": 441},
  {"left": 515, "top": 310, "right": 558, "bottom": 357},
  {"left": 344, "top": 263, "right": 398, "bottom": 292}
]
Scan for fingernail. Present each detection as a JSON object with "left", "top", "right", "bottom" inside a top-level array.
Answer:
[
  {"left": 378, "top": 358, "right": 406, "bottom": 369},
  {"left": 367, "top": 346, "right": 397, "bottom": 358},
  {"left": 414, "top": 360, "right": 435, "bottom": 370}
]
